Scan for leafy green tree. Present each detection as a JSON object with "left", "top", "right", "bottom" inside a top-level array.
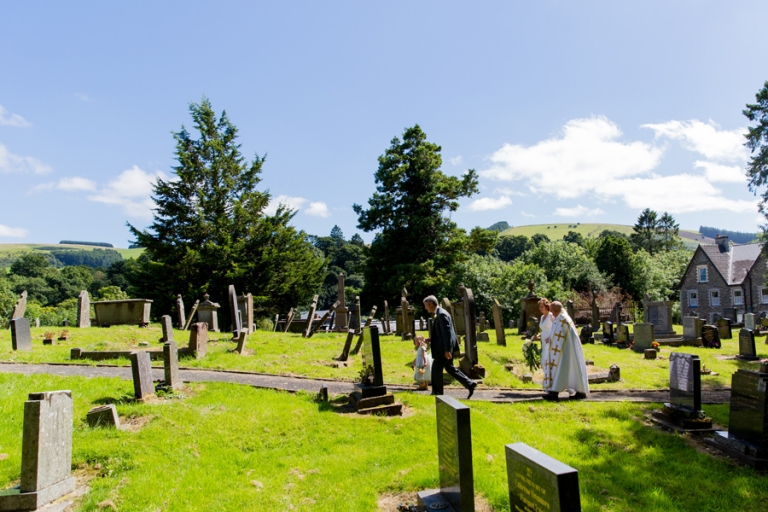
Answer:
[
  {"left": 630, "top": 209, "right": 680, "bottom": 254},
  {"left": 598, "top": 229, "right": 628, "bottom": 239},
  {"left": 0, "top": 276, "right": 16, "bottom": 328},
  {"left": 10, "top": 253, "right": 51, "bottom": 278},
  {"left": 562, "top": 231, "right": 585, "bottom": 246},
  {"left": 130, "top": 98, "right": 325, "bottom": 317},
  {"left": 594, "top": 236, "right": 638, "bottom": 298},
  {"left": 633, "top": 248, "right": 692, "bottom": 301},
  {"left": 468, "top": 227, "right": 498, "bottom": 255},
  {"left": 658, "top": 212, "right": 681, "bottom": 251},
  {"left": 745, "top": 80, "right": 768, "bottom": 218},
  {"left": 520, "top": 241, "right": 607, "bottom": 293},
  {"left": 494, "top": 235, "right": 534, "bottom": 262},
  {"left": 531, "top": 233, "right": 550, "bottom": 245},
  {"left": 312, "top": 226, "right": 368, "bottom": 309},
  {"left": 353, "top": 125, "right": 479, "bottom": 308}
]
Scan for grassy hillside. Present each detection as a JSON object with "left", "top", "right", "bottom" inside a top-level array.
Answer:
[
  {"left": 0, "top": 243, "right": 143, "bottom": 267},
  {"left": 500, "top": 223, "right": 634, "bottom": 239}
]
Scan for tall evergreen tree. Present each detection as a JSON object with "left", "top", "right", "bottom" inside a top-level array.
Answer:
[
  {"left": 745, "top": 80, "right": 768, "bottom": 218},
  {"left": 630, "top": 208, "right": 659, "bottom": 254},
  {"left": 353, "top": 125, "right": 479, "bottom": 308},
  {"left": 129, "top": 98, "right": 325, "bottom": 317}
]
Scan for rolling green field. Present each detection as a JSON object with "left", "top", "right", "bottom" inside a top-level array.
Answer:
[
  {"left": 0, "top": 243, "right": 143, "bottom": 264},
  {"left": 500, "top": 223, "right": 636, "bottom": 239}
]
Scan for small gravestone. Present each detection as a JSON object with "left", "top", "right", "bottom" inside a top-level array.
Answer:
[
  {"left": 188, "top": 322, "right": 208, "bottom": 359},
  {"left": 34, "top": 318, "right": 40, "bottom": 328},
  {"left": 745, "top": 313, "right": 756, "bottom": 331},
  {"left": 10, "top": 317, "right": 32, "bottom": 351},
  {"left": 417, "top": 395, "right": 474, "bottom": 512},
  {"left": 737, "top": 329, "right": 758, "bottom": 361},
  {"left": 303, "top": 294, "right": 319, "bottom": 338},
  {"left": 228, "top": 285, "right": 241, "bottom": 336},
  {"left": 683, "top": 316, "right": 698, "bottom": 340},
  {"left": 351, "top": 306, "right": 377, "bottom": 355},
  {"left": 130, "top": 351, "right": 154, "bottom": 400},
  {"left": 308, "top": 300, "right": 340, "bottom": 338},
  {"left": 76, "top": 290, "right": 90, "bottom": 328},
  {"left": 476, "top": 331, "right": 490, "bottom": 342},
  {"left": 183, "top": 299, "right": 199, "bottom": 330},
  {"left": 237, "top": 293, "right": 253, "bottom": 333},
  {"left": 506, "top": 442, "right": 581, "bottom": 512},
  {"left": 579, "top": 325, "right": 593, "bottom": 345},
  {"left": 701, "top": 325, "right": 721, "bottom": 348},
  {"left": 163, "top": 341, "right": 183, "bottom": 391},
  {"left": 526, "top": 316, "right": 539, "bottom": 338},
  {"left": 493, "top": 299, "right": 506, "bottom": 346},
  {"left": 644, "top": 349, "right": 657, "bottom": 359},
  {"left": 235, "top": 329, "right": 248, "bottom": 355},
  {"left": 10, "top": 290, "right": 27, "bottom": 319},
  {"left": 87, "top": 404, "right": 120, "bottom": 428},
  {"left": 197, "top": 294, "right": 220, "bottom": 332},
  {"left": 652, "top": 353, "right": 711, "bottom": 430},
  {"left": 176, "top": 294, "right": 186, "bottom": 329},
  {"left": 717, "top": 318, "right": 732, "bottom": 340},
  {"left": 62, "top": 319, "right": 68, "bottom": 327},
  {"left": 0, "top": 390, "right": 75, "bottom": 511},
  {"left": 478, "top": 312, "right": 486, "bottom": 333},
  {"left": 633, "top": 323, "right": 654, "bottom": 352},
  {"left": 616, "top": 323, "right": 630, "bottom": 347},
  {"left": 160, "top": 315, "right": 174, "bottom": 343},
  {"left": 337, "top": 329, "right": 355, "bottom": 362},
  {"left": 601, "top": 321, "right": 614, "bottom": 344}
]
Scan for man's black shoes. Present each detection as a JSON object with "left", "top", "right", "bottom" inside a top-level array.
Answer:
[
  {"left": 543, "top": 391, "right": 559, "bottom": 401},
  {"left": 572, "top": 392, "right": 587, "bottom": 400},
  {"left": 467, "top": 382, "right": 477, "bottom": 399}
]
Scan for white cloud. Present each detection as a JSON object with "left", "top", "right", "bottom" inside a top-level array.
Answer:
[
  {"left": 450, "top": 155, "right": 463, "bottom": 166},
  {"left": 305, "top": 201, "right": 331, "bottom": 217},
  {"left": 693, "top": 161, "right": 746, "bottom": 183},
  {"left": 642, "top": 119, "right": 747, "bottom": 162},
  {"left": 30, "top": 176, "right": 97, "bottom": 194},
  {"left": 0, "top": 223, "right": 28, "bottom": 238},
  {"left": 74, "top": 93, "right": 94, "bottom": 102},
  {"left": 264, "top": 195, "right": 307, "bottom": 215},
  {"left": 520, "top": 211, "right": 535, "bottom": 218},
  {"left": 467, "top": 195, "right": 512, "bottom": 211},
  {"left": 0, "top": 143, "right": 51, "bottom": 174},
  {"left": 88, "top": 165, "right": 166, "bottom": 219},
  {"left": 0, "top": 105, "right": 31, "bottom": 127},
  {"left": 554, "top": 205, "right": 605, "bottom": 218}
]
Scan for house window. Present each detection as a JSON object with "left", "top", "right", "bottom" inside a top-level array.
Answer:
[
  {"left": 733, "top": 289, "right": 743, "bottom": 306},
  {"left": 762, "top": 288, "right": 768, "bottom": 305},
  {"left": 710, "top": 290, "right": 720, "bottom": 307},
  {"left": 688, "top": 291, "right": 698, "bottom": 308},
  {"left": 697, "top": 266, "right": 708, "bottom": 283}
]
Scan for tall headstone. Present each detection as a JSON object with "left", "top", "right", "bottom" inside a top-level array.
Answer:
[
  {"left": 303, "top": 295, "right": 319, "bottom": 338},
  {"left": 701, "top": 325, "right": 721, "bottom": 348},
  {"left": 351, "top": 306, "right": 378, "bottom": 355},
  {"left": 601, "top": 321, "right": 614, "bottom": 344},
  {"left": 400, "top": 297, "right": 413, "bottom": 340},
  {"left": 566, "top": 300, "right": 575, "bottom": 323},
  {"left": 0, "top": 390, "right": 75, "bottom": 511},
  {"left": 76, "top": 290, "right": 90, "bottom": 328},
  {"left": 518, "top": 280, "right": 541, "bottom": 336},
  {"left": 643, "top": 299, "right": 675, "bottom": 335},
  {"left": 452, "top": 300, "right": 465, "bottom": 337},
  {"left": 354, "top": 296, "right": 362, "bottom": 332},
  {"left": 652, "top": 353, "right": 711, "bottom": 430},
  {"left": 442, "top": 298, "right": 454, "bottom": 323},
  {"left": 492, "top": 298, "right": 506, "bottom": 346},
  {"left": 188, "top": 322, "right": 208, "bottom": 359},
  {"left": 10, "top": 290, "right": 27, "bottom": 320},
  {"left": 417, "top": 395, "right": 474, "bottom": 512},
  {"left": 609, "top": 302, "right": 623, "bottom": 325},
  {"left": 10, "top": 317, "right": 32, "bottom": 352},
  {"left": 358, "top": 326, "right": 386, "bottom": 398},
  {"left": 616, "top": 323, "right": 629, "bottom": 347},
  {"left": 745, "top": 313, "right": 756, "bottom": 331},
  {"left": 632, "top": 323, "right": 654, "bottom": 352},
  {"left": 196, "top": 294, "right": 220, "bottom": 332},
  {"left": 506, "top": 443, "right": 581, "bottom": 512},
  {"left": 338, "top": 329, "right": 355, "bottom": 362},
  {"left": 228, "top": 285, "right": 241, "bottom": 335},
  {"left": 160, "top": 315, "right": 174, "bottom": 343},
  {"left": 130, "top": 351, "right": 154, "bottom": 400},
  {"left": 163, "top": 341, "right": 183, "bottom": 391},
  {"left": 335, "top": 273, "right": 349, "bottom": 330},
  {"left": 459, "top": 286, "right": 485, "bottom": 379},
  {"left": 176, "top": 294, "right": 186, "bottom": 329},
  {"left": 590, "top": 295, "right": 600, "bottom": 331},
  {"left": 717, "top": 318, "right": 732, "bottom": 340},
  {"left": 683, "top": 316, "right": 698, "bottom": 340},
  {"left": 738, "top": 329, "right": 758, "bottom": 361},
  {"left": 383, "top": 300, "right": 390, "bottom": 334},
  {"left": 237, "top": 293, "right": 254, "bottom": 334}
]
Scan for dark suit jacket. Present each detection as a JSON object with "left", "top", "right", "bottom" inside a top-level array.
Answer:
[{"left": 430, "top": 306, "right": 458, "bottom": 358}]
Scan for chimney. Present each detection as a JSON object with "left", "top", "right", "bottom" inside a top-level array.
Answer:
[{"left": 715, "top": 234, "right": 730, "bottom": 253}]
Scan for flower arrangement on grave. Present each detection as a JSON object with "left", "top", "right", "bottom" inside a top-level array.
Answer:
[
  {"left": 651, "top": 341, "right": 660, "bottom": 352},
  {"left": 43, "top": 331, "right": 55, "bottom": 343},
  {"left": 358, "top": 365, "right": 374, "bottom": 386},
  {"left": 521, "top": 340, "right": 541, "bottom": 372},
  {"left": 58, "top": 330, "right": 70, "bottom": 340}
]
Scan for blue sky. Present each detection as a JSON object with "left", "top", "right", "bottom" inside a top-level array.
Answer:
[{"left": 1, "top": 2, "right": 767, "bottom": 246}]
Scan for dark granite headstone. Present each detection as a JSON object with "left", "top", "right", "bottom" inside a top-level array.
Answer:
[
  {"left": 10, "top": 317, "right": 32, "bottom": 351},
  {"left": 601, "top": 321, "right": 614, "bottom": 344},
  {"left": 579, "top": 326, "right": 593, "bottom": 345},
  {"left": 616, "top": 323, "right": 629, "bottom": 345},
  {"left": 701, "top": 325, "right": 721, "bottom": 348},
  {"left": 738, "top": 329, "right": 758, "bottom": 361},
  {"left": 669, "top": 353, "right": 701, "bottom": 413},
  {"left": 506, "top": 442, "right": 580, "bottom": 512},
  {"left": 357, "top": 326, "right": 385, "bottom": 398},
  {"left": 130, "top": 351, "right": 155, "bottom": 400},
  {"left": 418, "top": 395, "right": 474, "bottom": 512},
  {"left": 717, "top": 318, "right": 732, "bottom": 340},
  {"left": 727, "top": 369, "right": 768, "bottom": 450}
]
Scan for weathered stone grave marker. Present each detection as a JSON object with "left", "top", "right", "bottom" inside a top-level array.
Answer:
[
  {"left": 130, "top": 351, "right": 155, "bottom": 400},
  {"left": 0, "top": 390, "right": 75, "bottom": 511},
  {"left": 10, "top": 290, "right": 27, "bottom": 320},
  {"left": 228, "top": 285, "right": 241, "bottom": 336},
  {"left": 87, "top": 404, "right": 120, "bottom": 429},
  {"left": 176, "top": 294, "right": 186, "bottom": 329},
  {"left": 632, "top": 323, "right": 654, "bottom": 352},
  {"left": 284, "top": 307, "right": 296, "bottom": 333},
  {"left": 237, "top": 293, "right": 253, "bottom": 333},
  {"left": 717, "top": 318, "right": 732, "bottom": 340},
  {"left": 601, "top": 321, "right": 614, "bottom": 345},
  {"left": 183, "top": 299, "right": 199, "bottom": 331},
  {"left": 459, "top": 286, "right": 485, "bottom": 379},
  {"left": 76, "top": 290, "right": 90, "bottom": 328},
  {"left": 308, "top": 300, "right": 340, "bottom": 337},
  {"left": 197, "top": 294, "right": 220, "bottom": 332},
  {"left": 163, "top": 341, "right": 183, "bottom": 390},
  {"left": 235, "top": 329, "right": 248, "bottom": 355},
  {"left": 337, "top": 329, "right": 355, "bottom": 362},
  {"left": 417, "top": 395, "right": 474, "bottom": 512},
  {"left": 382, "top": 300, "right": 390, "bottom": 334},
  {"left": 745, "top": 312, "right": 756, "bottom": 331},
  {"left": 506, "top": 442, "right": 581, "bottom": 512},
  {"left": 188, "top": 322, "right": 208, "bottom": 359},
  {"left": 335, "top": 272, "right": 349, "bottom": 330},
  {"left": 10, "top": 317, "right": 32, "bottom": 352},
  {"left": 351, "top": 305, "right": 377, "bottom": 355},
  {"left": 493, "top": 298, "right": 506, "bottom": 346},
  {"left": 303, "top": 294, "right": 319, "bottom": 338},
  {"left": 737, "top": 328, "right": 758, "bottom": 361},
  {"left": 160, "top": 314, "right": 174, "bottom": 343},
  {"left": 643, "top": 298, "right": 675, "bottom": 336},
  {"left": 616, "top": 323, "right": 629, "bottom": 348},
  {"left": 579, "top": 325, "right": 593, "bottom": 346},
  {"left": 651, "top": 353, "right": 711, "bottom": 431}
]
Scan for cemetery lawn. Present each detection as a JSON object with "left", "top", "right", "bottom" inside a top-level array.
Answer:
[
  {"left": 1, "top": 372, "right": 766, "bottom": 511},
  {"left": 3, "top": 324, "right": 765, "bottom": 391}
]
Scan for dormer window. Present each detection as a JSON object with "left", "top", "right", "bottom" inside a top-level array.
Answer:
[{"left": 697, "top": 266, "right": 708, "bottom": 283}]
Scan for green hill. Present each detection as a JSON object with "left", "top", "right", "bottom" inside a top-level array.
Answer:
[
  {"left": 0, "top": 243, "right": 144, "bottom": 269},
  {"left": 500, "top": 223, "right": 634, "bottom": 239}
]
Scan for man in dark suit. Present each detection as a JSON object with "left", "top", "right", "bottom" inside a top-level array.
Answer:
[{"left": 420, "top": 295, "right": 477, "bottom": 399}]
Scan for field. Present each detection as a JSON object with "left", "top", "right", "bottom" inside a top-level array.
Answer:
[
  {"left": 501, "top": 223, "right": 635, "bottom": 240},
  {"left": 0, "top": 244, "right": 144, "bottom": 266}
]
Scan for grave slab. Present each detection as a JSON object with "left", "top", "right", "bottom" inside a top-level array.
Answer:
[
  {"left": 506, "top": 442, "right": 581, "bottom": 512},
  {"left": 130, "top": 351, "right": 155, "bottom": 400},
  {"left": 11, "top": 317, "right": 32, "bottom": 352}
]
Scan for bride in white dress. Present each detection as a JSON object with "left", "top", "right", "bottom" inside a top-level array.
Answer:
[{"left": 532, "top": 298, "right": 554, "bottom": 389}]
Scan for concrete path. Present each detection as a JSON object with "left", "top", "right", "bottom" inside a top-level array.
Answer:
[{"left": 0, "top": 362, "right": 731, "bottom": 404}]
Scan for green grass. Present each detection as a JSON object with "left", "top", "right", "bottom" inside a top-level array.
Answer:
[
  {"left": 0, "top": 372, "right": 766, "bottom": 511},
  {"left": 499, "top": 223, "right": 636, "bottom": 239},
  {"left": 3, "top": 324, "right": 766, "bottom": 390},
  {"left": 0, "top": 243, "right": 143, "bottom": 264}
]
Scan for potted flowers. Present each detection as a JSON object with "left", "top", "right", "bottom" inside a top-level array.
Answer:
[
  {"left": 43, "top": 331, "right": 55, "bottom": 345},
  {"left": 651, "top": 341, "right": 660, "bottom": 352},
  {"left": 57, "top": 330, "right": 70, "bottom": 342}
]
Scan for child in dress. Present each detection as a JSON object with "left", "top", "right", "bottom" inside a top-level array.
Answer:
[{"left": 413, "top": 337, "right": 432, "bottom": 390}]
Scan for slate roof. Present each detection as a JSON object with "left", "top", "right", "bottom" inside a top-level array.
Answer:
[{"left": 699, "top": 242, "right": 763, "bottom": 285}]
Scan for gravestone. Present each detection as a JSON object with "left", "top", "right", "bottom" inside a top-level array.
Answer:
[
  {"left": 308, "top": 300, "right": 340, "bottom": 338},
  {"left": 10, "top": 317, "right": 32, "bottom": 352},
  {"left": 237, "top": 293, "right": 253, "bottom": 333},
  {"left": 176, "top": 294, "right": 186, "bottom": 329},
  {"left": 683, "top": 316, "right": 698, "bottom": 340},
  {"left": 616, "top": 323, "right": 629, "bottom": 347},
  {"left": 492, "top": 298, "right": 506, "bottom": 346},
  {"left": 601, "top": 321, "right": 614, "bottom": 344},
  {"left": 745, "top": 313, "right": 756, "bottom": 331},
  {"left": 566, "top": 299, "right": 575, "bottom": 323},
  {"left": 10, "top": 290, "right": 27, "bottom": 320},
  {"left": 196, "top": 294, "right": 220, "bottom": 332},
  {"left": 160, "top": 315, "right": 174, "bottom": 343},
  {"left": 335, "top": 273, "right": 349, "bottom": 330},
  {"left": 590, "top": 296, "right": 600, "bottom": 331},
  {"left": 183, "top": 299, "right": 199, "bottom": 330},
  {"left": 273, "top": 313, "right": 280, "bottom": 332},
  {"left": 738, "top": 329, "right": 758, "bottom": 361},
  {"left": 643, "top": 299, "right": 675, "bottom": 335},
  {"left": 303, "top": 294, "right": 319, "bottom": 338},
  {"left": 419, "top": 317, "right": 425, "bottom": 331},
  {"left": 723, "top": 307, "right": 737, "bottom": 323},
  {"left": 34, "top": 318, "right": 40, "bottom": 328},
  {"left": 651, "top": 353, "right": 711, "bottom": 430},
  {"left": 610, "top": 302, "right": 623, "bottom": 325},
  {"left": 337, "top": 329, "right": 355, "bottom": 362},
  {"left": 163, "top": 341, "right": 183, "bottom": 390},
  {"left": 478, "top": 312, "right": 486, "bottom": 332},
  {"left": 701, "top": 325, "right": 721, "bottom": 348},
  {"left": 519, "top": 280, "right": 541, "bottom": 336},
  {"left": 284, "top": 307, "right": 296, "bottom": 332},
  {"left": 717, "top": 318, "right": 732, "bottom": 340},
  {"left": 235, "top": 329, "right": 248, "bottom": 355},
  {"left": 76, "top": 290, "right": 90, "bottom": 328},
  {"left": 188, "top": 322, "right": 208, "bottom": 359},
  {"left": 0, "top": 390, "right": 75, "bottom": 511},
  {"left": 632, "top": 323, "right": 654, "bottom": 352},
  {"left": 506, "top": 442, "right": 581, "bottom": 512},
  {"left": 228, "top": 285, "right": 241, "bottom": 335},
  {"left": 453, "top": 300, "right": 466, "bottom": 337},
  {"left": 130, "top": 351, "right": 154, "bottom": 400},
  {"left": 417, "top": 395, "right": 474, "bottom": 512},
  {"left": 526, "top": 316, "right": 539, "bottom": 338},
  {"left": 358, "top": 326, "right": 386, "bottom": 398},
  {"left": 62, "top": 319, "right": 69, "bottom": 327},
  {"left": 87, "top": 404, "right": 120, "bottom": 428},
  {"left": 353, "top": 296, "right": 362, "bottom": 331},
  {"left": 351, "top": 306, "right": 377, "bottom": 355},
  {"left": 443, "top": 298, "right": 454, "bottom": 323},
  {"left": 579, "top": 326, "right": 593, "bottom": 346},
  {"left": 383, "top": 300, "right": 390, "bottom": 334}
]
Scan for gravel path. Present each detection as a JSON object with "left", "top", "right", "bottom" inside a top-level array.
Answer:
[{"left": 0, "top": 362, "right": 731, "bottom": 404}]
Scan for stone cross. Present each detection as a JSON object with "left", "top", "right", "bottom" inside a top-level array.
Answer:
[
  {"left": 76, "top": 290, "right": 90, "bottom": 328},
  {"left": 160, "top": 315, "right": 174, "bottom": 343},
  {"left": 188, "top": 322, "right": 208, "bottom": 359},
  {"left": 130, "top": 351, "right": 155, "bottom": 400},
  {"left": 183, "top": 299, "right": 199, "bottom": 330},
  {"left": 308, "top": 300, "right": 340, "bottom": 337},
  {"left": 163, "top": 341, "right": 183, "bottom": 391},
  {"left": 11, "top": 317, "right": 32, "bottom": 351},
  {"left": 0, "top": 390, "right": 75, "bottom": 511},
  {"left": 228, "top": 285, "right": 241, "bottom": 335},
  {"left": 492, "top": 298, "right": 506, "bottom": 346},
  {"left": 176, "top": 294, "right": 186, "bottom": 329},
  {"left": 303, "top": 294, "right": 319, "bottom": 338},
  {"left": 10, "top": 290, "right": 27, "bottom": 320}
]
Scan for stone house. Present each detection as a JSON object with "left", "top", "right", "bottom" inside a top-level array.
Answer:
[{"left": 678, "top": 235, "right": 765, "bottom": 323}]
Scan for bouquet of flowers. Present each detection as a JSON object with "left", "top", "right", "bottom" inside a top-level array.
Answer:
[{"left": 522, "top": 340, "right": 541, "bottom": 372}]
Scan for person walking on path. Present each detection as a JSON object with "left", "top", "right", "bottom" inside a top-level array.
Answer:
[
  {"left": 417, "top": 295, "right": 477, "bottom": 399},
  {"left": 542, "top": 301, "right": 589, "bottom": 400}
]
